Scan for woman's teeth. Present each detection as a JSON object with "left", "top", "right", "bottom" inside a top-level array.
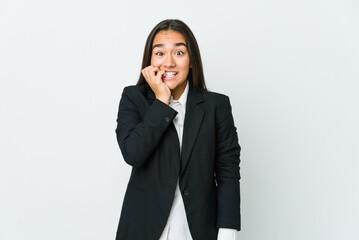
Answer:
[{"left": 165, "top": 72, "right": 177, "bottom": 77}]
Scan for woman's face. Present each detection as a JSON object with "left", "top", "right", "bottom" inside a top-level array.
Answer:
[{"left": 151, "top": 30, "right": 191, "bottom": 96}]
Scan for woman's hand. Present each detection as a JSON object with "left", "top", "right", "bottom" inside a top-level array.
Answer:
[{"left": 141, "top": 65, "right": 171, "bottom": 105}]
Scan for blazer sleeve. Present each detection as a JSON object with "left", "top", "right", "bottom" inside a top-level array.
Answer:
[
  {"left": 115, "top": 86, "right": 178, "bottom": 168},
  {"left": 215, "top": 95, "right": 241, "bottom": 231}
]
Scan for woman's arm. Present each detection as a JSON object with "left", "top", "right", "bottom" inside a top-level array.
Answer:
[
  {"left": 115, "top": 86, "right": 178, "bottom": 168},
  {"left": 215, "top": 95, "right": 241, "bottom": 230}
]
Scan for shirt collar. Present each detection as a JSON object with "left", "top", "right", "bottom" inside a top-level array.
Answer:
[{"left": 170, "top": 80, "right": 189, "bottom": 107}]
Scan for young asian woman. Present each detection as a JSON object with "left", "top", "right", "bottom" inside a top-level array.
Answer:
[{"left": 115, "top": 19, "right": 241, "bottom": 240}]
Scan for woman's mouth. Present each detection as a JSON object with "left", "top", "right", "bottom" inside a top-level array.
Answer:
[{"left": 163, "top": 71, "right": 178, "bottom": 80}]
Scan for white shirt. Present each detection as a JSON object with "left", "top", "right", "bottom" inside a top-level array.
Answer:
[{"left": 158, "top": 80, "right": 238, "bottom": 240}]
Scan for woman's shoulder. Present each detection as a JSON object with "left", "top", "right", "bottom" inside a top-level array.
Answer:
[
  {"left": 202, "top": 89, "right": 230, "bottom": 105},
  {"left": 121, "top": 84, "right": 149, "bottom": 97},
  {"left": 122, "top": 84, "right": 146, "bottom": 91}
]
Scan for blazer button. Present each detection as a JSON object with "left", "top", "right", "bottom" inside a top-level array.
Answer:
[
  {"left": 165, "top": 116, "right": 170, "bottom": 122},
  {"left": 183, "top": 189, "right": 190, "bottom": 196}
]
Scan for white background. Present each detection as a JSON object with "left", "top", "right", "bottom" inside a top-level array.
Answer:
[{"left": 0, "top": 0, "right": 358, "bottom": 239}]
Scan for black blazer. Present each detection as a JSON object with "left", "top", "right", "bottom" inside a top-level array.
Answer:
[{"left": 115, "top": 80, "right": 241, "bottom": 240}]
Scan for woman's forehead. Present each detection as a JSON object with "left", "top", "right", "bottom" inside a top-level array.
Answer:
[{"left": 152, "top": 30, "right": 186, "bottom": 46}]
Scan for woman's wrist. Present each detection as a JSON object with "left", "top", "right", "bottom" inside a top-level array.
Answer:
[{"left": 156, "top": 96, "right": 170, "bottom": 105}]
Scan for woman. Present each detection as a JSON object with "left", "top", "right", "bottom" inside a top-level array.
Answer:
[{"left": 115, "top": 19, "right": 241, "bottom": 240}]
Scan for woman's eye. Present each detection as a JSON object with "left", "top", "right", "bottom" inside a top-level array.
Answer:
[
  {"left": 155, "top": 52, "right": 163, "bottom": 56},
  {"left": 175, "top": 51, "right": 184, "bottom": 55}
]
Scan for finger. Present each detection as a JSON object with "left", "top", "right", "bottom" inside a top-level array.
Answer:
[
  {"left": 156, "top": 70, "right": 165, "bottom": 81},
  {"left": 141, "top": 68, "right": 149, "bottom": 79},
  {"left": 149, "top": 66, "right": 160, "bottom": 79},
  {"left": 142, "top": 69, "right": 152, "bottom": 84},
  {"left": 152, "top": 66, "right": 159, "bottom": 72},
  {"left": 142, "top": 66, "right": 154, "bottom": 78},
  {"left": 142, "top": 65, "right": 155, "bottom": 73},
  {"left": 142, "top": 66, "right": 153, "bottom": 72}
]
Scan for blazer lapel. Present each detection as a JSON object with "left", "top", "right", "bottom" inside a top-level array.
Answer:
[
  {"left": 180, "top": 82, "right": 205, "bottom": 176},
  {"left": 145, "top": 82, "right": 205, "bottom": 177}
]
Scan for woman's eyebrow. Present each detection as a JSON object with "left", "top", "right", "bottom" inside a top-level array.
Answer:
[{"left": 152, "top": 42, "right": 187, "bottom": 49}]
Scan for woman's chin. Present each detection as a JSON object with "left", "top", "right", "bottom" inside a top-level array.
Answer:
[{"left": 163, "top": 81, "right": 177, "bottom": 90}]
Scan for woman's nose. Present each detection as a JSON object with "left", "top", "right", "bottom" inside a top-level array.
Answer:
[{"left": 163, "top": 55, "right": 175, "bottom": 67}]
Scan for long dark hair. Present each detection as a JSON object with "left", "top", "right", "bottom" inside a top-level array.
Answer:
[{"left": 136, "top": 19, "right": 208, "bottom": 92}]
